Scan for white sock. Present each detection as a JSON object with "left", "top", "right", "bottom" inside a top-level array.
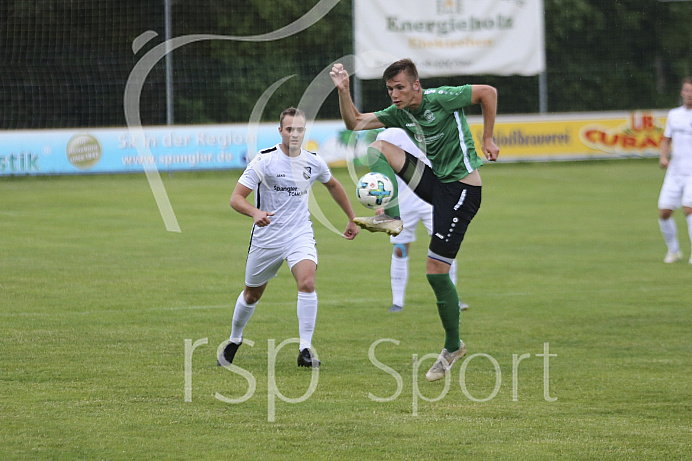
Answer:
[
  {"left": 391, "top": 255, "right": 408, "bottom": 307},
  {"left": 297, "top": 291, "right": 318, "bottom": 351},
  {"left": 449, "top": 259, "right": 457, "bottom": 286},
  {"left": 687, "top": 214, "right": 692, "bottom": 254},
  {"left": 659, "top": 218, "right": 680, "bottom": 254},
  {"left": 229, "top": 291, "right": 256, "bottom": 344}
]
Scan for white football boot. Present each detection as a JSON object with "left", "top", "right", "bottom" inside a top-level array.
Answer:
[
  {"left": 353, "top": 214, "right": 403, "bottom": 236},
  {"left": 663, "top": 251, "right": 683, "bottom": 263},
  {"left": 425, "top": 341, "right": 467, "bottom": 382}
]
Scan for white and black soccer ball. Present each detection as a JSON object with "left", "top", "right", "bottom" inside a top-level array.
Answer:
[{"left": 356, "top": 172, "right": 394, "bottom": 209}]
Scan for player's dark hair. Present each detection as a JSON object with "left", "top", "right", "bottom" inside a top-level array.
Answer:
[
  {"left": 280, "top": 107, "right": 306, "bottom": 127},
  {"left": 382, "top": 59, "right": 419, "bottom": 83},
  {"left": 683, "top": 77, "right": 692, "bottom": 87}
]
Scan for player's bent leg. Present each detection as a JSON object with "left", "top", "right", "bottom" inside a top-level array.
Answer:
[
  {"left": 356, "top": 149, "right": 436, "bottom": 236},
  {"left": 353, "top": 141, "right": 406, "bottom": 235},
  {"left": 236, "top": 286, "right": 265, "bottom": 337},
  {"left": 366, "top": 143, "right": 401, "bottom": 218},
  {"left": 353, "top": 142, "right": 418, "bottom": 235},
  {"left": 370, "top": 140, "right": 406, "bottom": 171}
]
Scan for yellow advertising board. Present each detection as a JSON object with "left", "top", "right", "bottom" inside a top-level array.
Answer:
[{"left": 469, "top": 110, "right": 667, "bottom": 161}]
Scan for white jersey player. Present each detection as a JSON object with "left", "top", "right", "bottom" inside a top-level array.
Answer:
[
  {"left": 219, "top": 107, "right": 359, "bottom": 368},
  {"left": 376, "top": 128, "right": 468, "bottom": 312},
  {"left": 658, "top": 78, "right": 692, "bottom": 263}
]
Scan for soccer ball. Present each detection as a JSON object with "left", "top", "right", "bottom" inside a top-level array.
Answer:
[{"left": 356, "top": 172, "right": 394, "bottom": 209}]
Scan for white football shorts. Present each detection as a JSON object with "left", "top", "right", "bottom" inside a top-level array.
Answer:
[
  {"left": 658, "top": 172, "right": 692, "bottom": 210},
  {"left": 244, "top": 237, "right": 318, "bottom": 287},
  {"left": 390, "top": 190, "right": 433, "bottom": 244}
]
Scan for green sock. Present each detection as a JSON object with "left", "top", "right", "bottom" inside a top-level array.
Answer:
[
  {"left": 366, "top": 146, "right": 400, "bottom": 218},
  {"left": 426, "top": 273, "right": 461, "bottom": 352}
]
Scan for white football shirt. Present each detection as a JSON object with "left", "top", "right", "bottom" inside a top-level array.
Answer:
[
  {"left": 664, "top": 106, "right": 692, "bottom": 175},
  {"left": 238, "top": 144, "right": 332, "bottom": 248}
]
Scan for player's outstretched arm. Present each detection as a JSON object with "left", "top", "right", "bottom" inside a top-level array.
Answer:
[
  {"left": 659, "top": 136, "right": 671, "bottom": 169},
  {"left": 471, "top": 84, "right": 500, "bottom": 162},
  {"left": 330, "top": 63, "right": 384, "bottom": 132},
  {"left": 323, "top": 176, "right": 359, "bottom": 240},
  {"left": 230, "top": 183, "right": 274, "bottom": 227}
]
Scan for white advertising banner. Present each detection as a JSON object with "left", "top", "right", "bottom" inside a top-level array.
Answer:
[{"left": 354, "top": 0, "right": 545, "bottom": 79}]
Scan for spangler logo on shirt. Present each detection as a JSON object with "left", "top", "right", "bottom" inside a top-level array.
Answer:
[{"left": 580, "top": 112, "right": 664, "bottom": 155}]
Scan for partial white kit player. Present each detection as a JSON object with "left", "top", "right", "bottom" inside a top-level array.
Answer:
[
  {"left": 376, "top": 128, "right": 469, "bottom": 312},
  {"left": 658, "top": 78, "right": 692, "bottom": 264}
]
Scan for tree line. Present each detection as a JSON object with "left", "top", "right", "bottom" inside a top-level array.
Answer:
[{"left": 1, "top": 0, "right": 690, "bottom": 129}]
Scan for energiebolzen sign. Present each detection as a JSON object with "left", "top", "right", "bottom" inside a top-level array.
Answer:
[{"left": 354, "top": 0, "right": 546, "bottom": 79}]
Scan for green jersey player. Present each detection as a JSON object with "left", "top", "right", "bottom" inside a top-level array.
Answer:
[{"left": 330, "top": 59, "right": 499, "bottom": 382}]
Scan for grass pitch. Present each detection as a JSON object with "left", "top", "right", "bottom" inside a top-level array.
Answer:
[{"left": 1, "top": 159, "right": 690, "bottom": 460}]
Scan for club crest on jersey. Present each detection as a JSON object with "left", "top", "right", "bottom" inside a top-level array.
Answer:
[
  {"left": 423, "top": 110, "right": 435, "bottom": 123},
  {"left": 303, "top": 166, "right": 311, "bottom": 180}
]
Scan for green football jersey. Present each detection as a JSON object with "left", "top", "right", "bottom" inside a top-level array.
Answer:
[{"left": 374, "top": 85, "right": 483, "bottom": 182}]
